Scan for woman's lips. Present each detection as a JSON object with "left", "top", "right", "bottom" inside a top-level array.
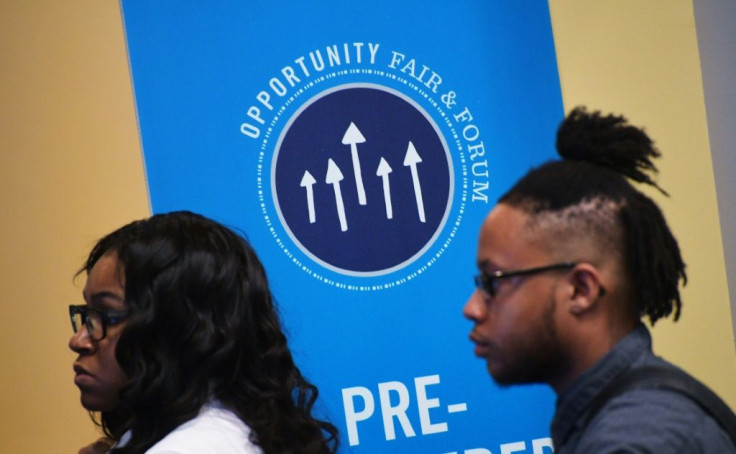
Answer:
[{"left": 73, "top": 364, "right": 95, "bottom": 386}]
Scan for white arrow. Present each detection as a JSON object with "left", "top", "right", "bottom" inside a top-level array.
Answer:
[
  {"left": 325, "top": 159, "right": 348, "bottom": 232},
  {"left": 342, "top": 122, "right": 367, "bottom": 205},
  {"left": 403, "top": 141, "right": 426, "bottom": 223},
  {"left": 376, "top": 157, "right": 393, "bottom": 219},
  {"left": 300, "top": 170, "right": 317, "bottom": 223}
]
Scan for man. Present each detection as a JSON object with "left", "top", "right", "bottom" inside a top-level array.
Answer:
[{"left": 463, "top": 107, "right": 735, "bottom": 452}]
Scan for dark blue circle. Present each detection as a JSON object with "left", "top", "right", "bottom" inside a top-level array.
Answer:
[{"left": 273, "top": 85, "right": 451, "bottom": 274}]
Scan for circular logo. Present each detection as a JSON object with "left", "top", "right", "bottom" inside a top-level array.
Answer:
[{"left": 272, "top": 83, "right": 453, "bottom": 276}]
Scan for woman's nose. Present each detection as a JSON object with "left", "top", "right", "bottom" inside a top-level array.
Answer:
[{"left": 68, "top": 326, "right": 93, "bottom": 353}]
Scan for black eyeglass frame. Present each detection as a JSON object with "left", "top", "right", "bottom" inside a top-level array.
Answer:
[
  {"left": 69, "top": 304, "right": 130, "bottom": 341},
  {"left": 473, "top": 262, "right": 578, "bottom": 298}
]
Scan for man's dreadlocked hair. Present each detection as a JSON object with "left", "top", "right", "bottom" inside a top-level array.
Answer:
[{"left": 499, "top": 107, "right": 686, "bottom": 324}]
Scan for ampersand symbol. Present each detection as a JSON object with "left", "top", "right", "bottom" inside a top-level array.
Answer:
[{"left": 441, "top": 91, "right": 457, "bottom": 109}]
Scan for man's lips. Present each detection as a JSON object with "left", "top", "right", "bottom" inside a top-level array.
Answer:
[{"left": 468, "top": 333, "right": 490, "bottom": 357}]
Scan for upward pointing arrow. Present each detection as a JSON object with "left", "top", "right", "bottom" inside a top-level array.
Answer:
[
  {"left": 376, "top": 157, "right": 393, "bottom": 219},
  {"left": 300, "top": 170, "right": 317, "bottom": 223},
  {"left": 342, "top": 122, "right": 368, "bottom": 205},
  {"left": 326, "top": 159, "right": 348, "bottom": 232},
  {"left": 403, "top": 141, "right": 426, "bottom": 223}
]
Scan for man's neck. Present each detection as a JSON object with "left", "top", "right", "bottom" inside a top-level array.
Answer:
[{"left": 551, "top": 319, "right": 638, "bottom": 393}]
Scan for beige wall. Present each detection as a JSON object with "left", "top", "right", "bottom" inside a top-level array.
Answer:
[
  {"left": 0, "top": 1, "right": 149, "bottom": 451},
  {"left": 549, "top": 0, "right": 735, "bottom": 406},
  {"left": 0, "top": 0, "right": 732, "bottom": 451}
]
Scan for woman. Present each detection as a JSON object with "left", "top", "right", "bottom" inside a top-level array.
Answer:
[{"left": 69, "top": 211, "right": 338, "bottom": 453}]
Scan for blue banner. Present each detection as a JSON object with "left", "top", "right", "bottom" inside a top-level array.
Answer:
[{"left": 122, "top": 1, "right": 563, "bottom": 452}]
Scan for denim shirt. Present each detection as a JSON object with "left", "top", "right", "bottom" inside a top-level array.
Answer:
[{"left": 551, "top": 324, "right": 735, "bottom": 453}]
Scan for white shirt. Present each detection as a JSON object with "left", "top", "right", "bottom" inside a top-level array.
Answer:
[{"left": 116, "top": 401, "right": 262, "bottom": 453}]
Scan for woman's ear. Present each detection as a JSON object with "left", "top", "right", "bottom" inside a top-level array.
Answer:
[{"left": 566, "top": 263, "right": 606, "bottom": 316}]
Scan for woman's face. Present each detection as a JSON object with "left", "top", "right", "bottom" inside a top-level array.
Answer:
[{"left": 69, "top": 253, "right": 130, "bottom": 412}]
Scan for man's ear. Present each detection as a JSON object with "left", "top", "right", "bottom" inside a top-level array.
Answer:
[{"left": 565, "top": 263, "right": 605, "bottom": 316}]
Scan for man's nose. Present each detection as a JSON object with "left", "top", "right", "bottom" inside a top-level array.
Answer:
[{"left": 463, "top": 290, "right": 485, "bottom": 321}]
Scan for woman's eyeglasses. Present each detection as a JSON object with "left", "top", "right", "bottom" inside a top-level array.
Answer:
[{"left": 69, "top": 304, "right": 129, "bottom": 341}]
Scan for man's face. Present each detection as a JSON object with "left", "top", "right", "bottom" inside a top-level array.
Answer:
[
  {"left": 69, "top": 253, "right": 130, "bottom": 412},
  {"left": 463, "top": 204, "right": 568, "bottom": 386}
]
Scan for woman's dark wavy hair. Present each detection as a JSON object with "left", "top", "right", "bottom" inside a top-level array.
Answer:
[
  {"left": 82, "top": 211, "right": 338, "bottom": 453},
  {"left": 499, "top": 107, "right": 687, "bottom": 324}
]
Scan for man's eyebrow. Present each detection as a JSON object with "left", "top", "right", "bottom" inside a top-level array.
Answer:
[
  {"left": 477, "top": 259, "right": 494, "bottom": 271},
  {"left": 478, "top": 258, "right": 510, "bottom": 274}
]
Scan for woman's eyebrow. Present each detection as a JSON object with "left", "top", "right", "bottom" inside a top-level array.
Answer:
[{"left": 84, "top": 291, "right": 125, "bottom": 309}]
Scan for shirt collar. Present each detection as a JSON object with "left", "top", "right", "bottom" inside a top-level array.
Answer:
[{"left": 550, "top": 323, "right": 652, "bottom": 448}]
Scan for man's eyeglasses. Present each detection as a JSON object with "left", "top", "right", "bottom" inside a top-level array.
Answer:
[
  {"left": 473, "top": 262, "right": 578, "bottom": 298},
  {"left": 69, "top": 305, "right": 130, "bottom": 341}
]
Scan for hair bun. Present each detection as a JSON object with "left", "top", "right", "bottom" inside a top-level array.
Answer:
[{"left": 556, "top": 106, "right": 666, "bottom": 194}]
